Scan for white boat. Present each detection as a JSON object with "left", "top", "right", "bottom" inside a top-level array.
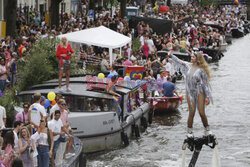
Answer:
[{"left": 18, "top": 77, "right": 151, "bottom": 153}]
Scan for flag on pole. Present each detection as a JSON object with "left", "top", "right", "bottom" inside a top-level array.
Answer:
[{"left": 234, "top": 0, "right": 243, "bottom": 7}]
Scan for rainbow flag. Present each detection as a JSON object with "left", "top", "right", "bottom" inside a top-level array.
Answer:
[
  {"left": 113, "top": 96, "right": 120, "bottom": 102},
  {"left": 234, "top": 0, "right": 242, "bottom": 7}
]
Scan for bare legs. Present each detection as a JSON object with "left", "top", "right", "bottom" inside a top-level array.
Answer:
[
  {"left": 65, "top": 69, "right": 70, "bottom": 88},
  {"left": 58, "top": 69, "right": 70, "bottom": 89},
  {"left": 59, "top": 70, "right": 64, "bottom": 88},
  {"left": 187, "top": 93, "right": 209, "bottom": 130}
]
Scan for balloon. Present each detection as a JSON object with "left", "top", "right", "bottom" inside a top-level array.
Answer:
[
  {"left": 98, "top": 73, "right": 105, "bottom": 78},
  {"left": 118, "top": 77, "right": 124, "bottom": 81},
  {"left": 124, "top": 76, "right": 131, "bottom": 81},
  {"left": 50, "top": 100, "right": 56, "bottom": 106},
  {"left": 107, "top": 74, "right": 114, "bottom": 79},
  {"left": 44, "top": 99, "right": 51, "bottom": 108},
  {"left": 47, "top": 92, "right": 56, "bottom": 101}
]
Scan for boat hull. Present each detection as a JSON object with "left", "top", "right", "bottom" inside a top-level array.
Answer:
[
  {"left": 148, "top": 96, "right": 182, "bottom": 113},
  {"left": 69, "top": 103, "right": 150, "bottom": 153}
]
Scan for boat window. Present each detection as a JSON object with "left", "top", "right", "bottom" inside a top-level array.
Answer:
[
  {"left": 127, "top": 90, "right": 142, "bottom": 112},
  {"left": 71, "top": 96, "right": 117, "bottom": 112}
]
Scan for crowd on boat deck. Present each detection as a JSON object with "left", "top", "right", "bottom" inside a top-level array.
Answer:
[
  {"left": 0, "top": 92, "right": 75, "bottom": 167},
  {"left": 0, "top": 0, "right": 247, "bottom": 166}
]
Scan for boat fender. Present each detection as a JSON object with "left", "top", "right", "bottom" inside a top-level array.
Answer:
[
  {"left": 148, "top": 110, "right": 153, "bottom": 124},
  {"left": 141, "top": 116, "right": 148, "bottom": 129},
  {"left": 134, "top": 124, "right": 140, "bottom": 138},
  {"left": 121, "top": 131, "right": 129, "bottom": 146}
]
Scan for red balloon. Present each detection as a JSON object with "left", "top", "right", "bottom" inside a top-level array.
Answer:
[{"left": 159, "top": 6, "right": 170, "bottom": 13}]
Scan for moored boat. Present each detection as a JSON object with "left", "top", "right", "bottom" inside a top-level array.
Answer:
[
  {"left": 231, "top": 27, "right": 244, "bottom": 38},
  {"left": 17, "top": 77, "right": 151, "bottom": 153},
  {"left": 148, "top": 96, "right": 183, "bottom": 113}
]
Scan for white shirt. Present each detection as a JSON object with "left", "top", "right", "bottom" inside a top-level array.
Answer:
[
  {"left": 30, "top": 103, "right": 45, "bottom": 126},
  {"left": 48, "top": 119, "right": 63, "bottom": 141},
  {"left": 147, "top": 39, "right": 155, "bottom": 53},
  {"left": 13, "top": 130, "right": 18, "bottom": 151},
  {"left": 139, "top": 36, "right": 144, "bottom": 46},
  {"left": 0, "top": 105, "right": 6, "bottom": 129},
  {"left": 165, "top": 62, "right": 175, "bottom": 76}
]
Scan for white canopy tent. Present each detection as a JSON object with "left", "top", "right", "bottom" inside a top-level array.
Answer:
[{"left": 58, "top": 26, "right": 132, "bottom": 65}]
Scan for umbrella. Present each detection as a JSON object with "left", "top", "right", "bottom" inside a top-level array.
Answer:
[{"left": 159, "top": 6, "right": 170, "bottom": 13}]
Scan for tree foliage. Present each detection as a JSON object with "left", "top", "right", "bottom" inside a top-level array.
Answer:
[
  {"left": 0, "top": 90, "right": 19, "bottom": 127},
  {"left": 17, "top": 38, "right": 59, "bottom": 91}
]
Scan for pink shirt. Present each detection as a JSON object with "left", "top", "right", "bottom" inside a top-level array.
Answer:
[
  {"left": 15, "top": 111, "right": 29, "bottom": 123},
  {"left": 0, "top": 65, "right": 7, "bottom": 80},
  {"left": 60, "top": 110, "right": 68, "bottom": 126},
  {"left": 124, "top": 60, "right": 133, "bottom": 66},
  {"left": 1, "top": 144, "right": 14, "bottom": 167}
]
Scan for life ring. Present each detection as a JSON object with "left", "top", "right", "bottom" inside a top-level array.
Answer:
[
  {"left": 148, "top": 110, "right": 153, "bottom": 124},
  {"left": 141, "top": 116, "right": 148, "bottom": 129},
  {"left": 121, "top": 131, "right": 129, "bottom": 146}
]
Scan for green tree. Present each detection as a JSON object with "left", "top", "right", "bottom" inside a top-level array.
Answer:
[{"left": 17, "top": 38, "right": 59, "bottom": 91}]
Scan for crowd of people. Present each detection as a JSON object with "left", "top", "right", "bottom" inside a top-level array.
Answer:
[
  {"left": 0, "top": 0, "right": 247, "bottom": 166},
  {"left": 0, "top": 93, "right": 74, "bottom": 167}
]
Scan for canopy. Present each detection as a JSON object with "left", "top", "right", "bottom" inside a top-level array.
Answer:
[
  {"left": 129, "top": 16, "right": 173, "bottom": 35},
  {"left": 58, "top": 26, "right": 131, "bottom": 64}
]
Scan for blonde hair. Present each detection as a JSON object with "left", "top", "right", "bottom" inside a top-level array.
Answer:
[
  {"left": 19, "top": 127, "right": 31, "bottom": 139},
  {"left": 60, "top": 37, "right": 68, "bottom": 47},
  {"left": 58, "top": 99, "right": 66, "bottom": 105},
  {"left": 194, "top": 53, "right": 211, "bottom": 79}
]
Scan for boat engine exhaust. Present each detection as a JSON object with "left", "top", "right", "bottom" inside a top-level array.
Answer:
[{"left": 181, "top": 134, "right": 219, "bottom": 167}]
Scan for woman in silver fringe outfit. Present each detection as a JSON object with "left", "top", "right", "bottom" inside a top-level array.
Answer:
[{"left": 170, "top": 51, "right": 213, "bottom": 138}]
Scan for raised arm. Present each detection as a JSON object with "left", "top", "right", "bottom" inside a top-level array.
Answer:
[{"left": 169, "top": 51, "right": 190, "bottom": 76}]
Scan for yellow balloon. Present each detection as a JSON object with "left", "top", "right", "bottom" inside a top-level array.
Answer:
[
  {"left": 98, "top": 73, "right": 105, "bottom": 78},
  {"left": 47, "top": 92, "right": 56, "bottom": 101}
]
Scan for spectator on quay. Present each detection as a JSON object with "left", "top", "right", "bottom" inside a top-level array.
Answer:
[
  {"left": 100, "top": 54, "right": 111, "bottom": 75},
  {"left": 123, "top": 58, "right": 133, "bottom": 66},
  {"left": 18, "top": 127, "right": 34, "bottom": 167},
  {"left": 28, "top": 93, "right": 46, "bottom": 129},
  {"left": 7, "top": 52, "right": 18, "bottom": 85},
  {"left": 13, "top": 121, "right": 23, "bottom": 153},
  {"left": 1, "top": 131, "right": 15, "bottom": 167},
  {"left": 35, "top": 118, "right": 54, "bottom": 167},
  {"left": 15, "top": 103, "right": 30, "bottom": 124},
  {"left": 56, "top": 37, "right": 74, "bottom": 92},
  {"left": 48, "top": 110, "right": 71, "bottom": 166},
  {"left": 0, "top": 58, "right": 8, "bottom": 93},
  {"left": 0, "top": 105, "right": 6, "bottom": 129}
]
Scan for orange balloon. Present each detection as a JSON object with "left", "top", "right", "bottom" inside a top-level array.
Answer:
[{"left": 51, "top": 100, "right": 56, "bottom": 106}]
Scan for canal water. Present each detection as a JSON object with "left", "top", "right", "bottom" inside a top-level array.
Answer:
[{"left": 87, "top": 34, "right": 250, "bottom": 167}]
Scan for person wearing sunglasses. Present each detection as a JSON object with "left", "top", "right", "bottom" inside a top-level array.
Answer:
[{"left": 15, "top": 102, "right": 30, "bottom": 124}]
